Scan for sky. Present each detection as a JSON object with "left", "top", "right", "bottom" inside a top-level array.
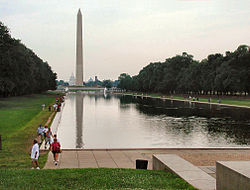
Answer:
[{"left": 0, "top": 0, "right": 250, "bottom": 81}]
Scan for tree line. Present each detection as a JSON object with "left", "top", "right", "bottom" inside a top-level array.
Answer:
[
  {"left": 118, "top": 45, "right": 250, "bottom": 96},
  {"left": 0, "top": 22, "right": 57, "bottom": 97}
]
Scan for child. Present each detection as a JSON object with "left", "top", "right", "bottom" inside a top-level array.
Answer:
[{"left": 31, "top": 139, "right": 40, "bottom": 169}]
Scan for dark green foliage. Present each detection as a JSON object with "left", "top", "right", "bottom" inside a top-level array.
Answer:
[
  {"left": 0, "top": 22, "right": 57, "bottom": 97},
  {"left": 102, "top": 79, "right": 113, "bottom": 88},
  {"left": 56, "top": 80, "right": 69, "bottom": 86},
  {"left": 0, "top": 168, "right": 197, "bottom": 190},
  {"left": 118, "top": 46, "right": 250, "bottom": 95}
]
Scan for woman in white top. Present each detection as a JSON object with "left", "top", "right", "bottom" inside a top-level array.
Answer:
[{"left": 31, "top": 139, "right": 40, "bottom": 169}]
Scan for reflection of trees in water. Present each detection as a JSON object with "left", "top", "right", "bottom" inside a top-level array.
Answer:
[
  {"left": 134, "top": 97, "right": 250, "bottom": 120},
  {"left": 119, "top": 95, "right": 135, "bottom": 110},
  {"left": 75, "top": 93, "right": 84, "bottom": 148},
  {"left": 85, "top": 93, "right": 112, "bottom": 102},
  {"left": 205, "top": 120, "right": 250, "bottom": 145},
  {"left": 120, "top": 95, "right": 137, "bottom": 104},
  {"left": 122, "top": 95, "right": 250, "bottom": 145}
]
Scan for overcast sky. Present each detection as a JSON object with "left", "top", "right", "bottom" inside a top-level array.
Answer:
[{"left": 1, "top": 0, "right": 250, "bottom": 81}]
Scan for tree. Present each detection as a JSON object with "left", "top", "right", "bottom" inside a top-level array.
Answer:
[
  {"left": 117, "top": 46, "right": 250, "bottom": 95},
  {"left": 102, "top": 80, "right": 112, "bottom": 88},
  {"left": 0, "top": 21, "right": 57, "bottom": 97},
  {"left": 118, "top": 73, "right": 133, "bottom": 90}
]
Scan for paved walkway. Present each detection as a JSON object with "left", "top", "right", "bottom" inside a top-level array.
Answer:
[{"left": 44, "top": 149, "right": 250, "bottom": 174}]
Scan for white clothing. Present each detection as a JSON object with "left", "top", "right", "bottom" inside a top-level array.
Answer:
[
  {"left": 31, "top": 143, "right": 39, "bottom": 159},
  {"left": 43, "top": 128, "right": 48, "bottom": 134}
]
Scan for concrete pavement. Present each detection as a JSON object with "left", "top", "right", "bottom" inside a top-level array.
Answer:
[{"left": 44, "top": 148, "right": 250, "bottom": 172}]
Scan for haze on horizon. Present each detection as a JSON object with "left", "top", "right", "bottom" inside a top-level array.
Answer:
[{"left": 1, "top": 0, "right": 249, "bottom": 81}]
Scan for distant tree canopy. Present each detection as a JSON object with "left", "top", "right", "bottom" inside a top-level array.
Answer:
[
  {"left": 56, "top": 80, "right": 69, "bottom": 86},
  {"left": 85, "top": 78, "right": 119, "bottom": 88},
  {"left": 118, "top": 46, "right": 250, "bottom": 95},
  {"left": 102, "top": 80, "right": 112, "bottom": 88},
  {"left": 0, "top": 22, "right": 57, "bottom": 97}
]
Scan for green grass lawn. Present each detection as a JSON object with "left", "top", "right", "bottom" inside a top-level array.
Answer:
[
  {"left": 0, "top": 168, "right": 196, "bottom": 190},
  {"left": 125, "top": 92, "right": 250, "bottom": 107},
  {"left": 0, "top": 93, "right": 61, "bottom": 168},
  {"left": 171, "top": 96, "right": 250, "bottom": 107}
]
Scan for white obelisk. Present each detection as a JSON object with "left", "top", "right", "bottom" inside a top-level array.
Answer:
[{"left": 76, "top": 9, "right": 83, "bottom": 86}]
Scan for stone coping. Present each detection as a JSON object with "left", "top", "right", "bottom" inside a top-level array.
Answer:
[
  {"left": 121, "top": 93, "right": 250, "bottom": 109},
  {"left": 217, "top": 161, "right": 250, "bottom": 179},
  {"left": 153, "top": 154, "right": 216, "bottom": 190},
  {"left": 216, "top": 161, "right": 250, "bottom": 190},
  {"left": 50, "top": 147, "right": 250, "bottom": 151}
]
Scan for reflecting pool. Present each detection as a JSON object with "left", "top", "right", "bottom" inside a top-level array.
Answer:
[{"left": 57, "top": 92, "right": 250, "bottom": 149}]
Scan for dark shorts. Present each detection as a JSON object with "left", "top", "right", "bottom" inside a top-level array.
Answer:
[{"left": 52, "top": 151, "right": 60, "bottom": 156}]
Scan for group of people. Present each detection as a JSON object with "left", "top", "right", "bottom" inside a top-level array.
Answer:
[
  {"left": 187, "top": 96, "right": 199, "bottom": 101},
  {"left": 31, "top": 97, "right": 65, "bottom": 169},
  {"left": 37, "top": 125, "right": 56, "bottom": 149},
  {"left": 30, "top": 125, "right": 62, "bottom": 169},
  {"left": 41, "top": 97, "right": 64, "bottom": 112}
]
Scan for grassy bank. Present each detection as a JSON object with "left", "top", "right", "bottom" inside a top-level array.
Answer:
[
  {"left": 124, "top": 92, "right": 250, "bottom": 107},
  {"left": 0, "top": 93, "right": 61, "bottom": 169},
  {"left": 0, "top": 168, "right": 196, "bottom": 190}
]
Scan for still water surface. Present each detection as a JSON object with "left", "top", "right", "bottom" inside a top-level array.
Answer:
[{"left": 58, "top": 92, "right": 250, "bottom": 149}]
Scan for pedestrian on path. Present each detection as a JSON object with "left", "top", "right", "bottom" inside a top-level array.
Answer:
[
  {"left": 45, "top": 128, "right": 52, "bottom": 149},
  {"left": 51, "top": 134, "right": 60, "bottom": 143},
  {"left": 48, "top": 105, "right": 52, "bottom": 111},
  {"left": 42, "top": 104, "right": 45, "bottom": 111},
  {"left": 53, "top": 104, "right": 57, "bottom": 111},
  {"left": 31, "top": 139, "right": 40, "bottom": 169},
  {"left": 37, "top": 124, "right": 44, "bottom": 145},
  {"left": 50, "top": 138, "right": 61, "bottom": 165},
  {"left": 43, "top": 125, "right": 49, "bottom": 148}
]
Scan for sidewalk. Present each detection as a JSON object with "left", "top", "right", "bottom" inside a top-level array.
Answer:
[{"left": 44, "top": 149, "right": 250, "bottom": 173}]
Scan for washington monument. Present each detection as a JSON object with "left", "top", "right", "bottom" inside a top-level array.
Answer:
[{"left": 76, "top": 9, "right": 83, "bottom": 86}]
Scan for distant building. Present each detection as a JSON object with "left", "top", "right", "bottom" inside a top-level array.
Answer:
[
  {"left": 95, "top": 76, "right": 98, "bottom": 82},
  {"left": 88, "top": 77, "right": 94, "bottom": 83},
  {"left": 69, "top": 73, "right": 76, "bottom": 86}
]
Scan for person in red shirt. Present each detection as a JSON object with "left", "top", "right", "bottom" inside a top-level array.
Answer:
[{"left": 50, "top": 138, "right": 61, "bottom": 165}]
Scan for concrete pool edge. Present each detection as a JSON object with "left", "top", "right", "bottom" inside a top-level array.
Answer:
[
  {"left": 119, "top": 93, "right": 250, "bottom": 109},
  {"left": 59, "top": 147, "right": 250, "bottom": 151}
]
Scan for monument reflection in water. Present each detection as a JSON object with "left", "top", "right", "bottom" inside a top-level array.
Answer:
[
  {"left": 57, "top": 92, "right": 85, "bottom": 149},
  {"left": 75, "top": 93, "right": 84, "bottom": 148},
  {"left": 58, "top": 93, "right": 250, "bottom": 149}
]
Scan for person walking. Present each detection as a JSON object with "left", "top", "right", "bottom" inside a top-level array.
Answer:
[
  {"left": 51, "top": 134, "right": 60, "bottom": 143},
  {"left": 53, "top": 104, "right": 56, "bottom": 111},
  {"left": 45, "top": 128, "right": 52, "bottom": 149},
  {"left": 31, "top": 139, "right": 40, "bottom": 169},
  {"left": 42, "top": 104, "right": 45, "bottom": 111},
  {"left": 48, "top": 105, "right": 52, "bottom": 111},
  {"left": 37, "top": 124, "right": 44, "bottom": 145},
  {"left": 50, "top": 138, "right": 61, "bottom": 165},
  {"left": 43, "top": 126, "right": 49, "bottom": 149}
]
